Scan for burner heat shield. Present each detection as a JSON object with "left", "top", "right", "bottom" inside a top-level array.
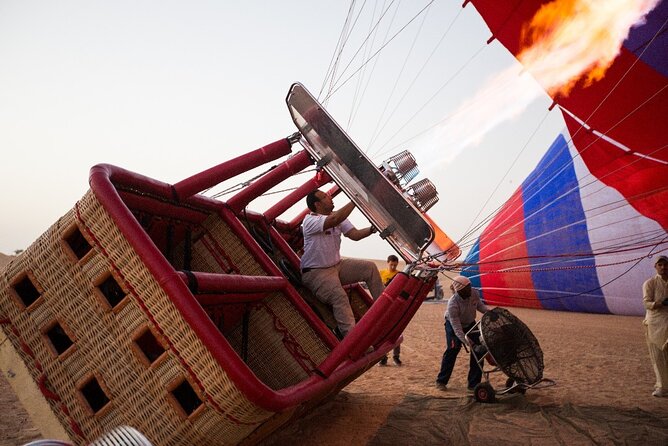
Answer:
[
  {"left": 381, "top": 150, "right": 419, "bottom": 187},
  {"left": 403, "top": 178, "right": 439, "bottom": 212}
]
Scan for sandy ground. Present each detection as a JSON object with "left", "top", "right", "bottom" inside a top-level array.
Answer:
[
  {"left": 2, "top": 300, "right": 667, "bottom": 445},
  {"left": 2, "top": 252, "right": 667, "bottom": 444},
  {"left": 261, "top": 303, "right": 668, "bottom": 445}
]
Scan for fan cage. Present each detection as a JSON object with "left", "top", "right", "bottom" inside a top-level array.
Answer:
[{"left": 480, "top": 308, "right": 544, "bottom": 385}]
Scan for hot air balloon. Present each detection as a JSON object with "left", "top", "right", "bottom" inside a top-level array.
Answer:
[{"left": 462, "top": 0, "right": 668, "bottom": 315}]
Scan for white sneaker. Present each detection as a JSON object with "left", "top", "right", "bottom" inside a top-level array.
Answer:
[{"left": 652, "top": 388, "right": 667, "bottom": 397}]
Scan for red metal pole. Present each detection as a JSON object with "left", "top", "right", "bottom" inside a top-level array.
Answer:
[
  {"left": 172, "top": 136, "right": 294, "bottom": 200},
  {"left": 226, "top": 150, "right": 312, "bottom": 214},
  {"left": 263, "top": 171, "right": 331, "bottom": 223}
]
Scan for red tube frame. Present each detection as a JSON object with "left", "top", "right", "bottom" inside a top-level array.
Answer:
[
  {"left": 86, "top": 138, "right": 435, "bottom": 413},
  {"left": 263, "top": 171, "right": 332, "bottom": 223},
  {"left": 226, "top": 150, "right": 312, "bottom": 214},
  {"left": 176, "top": 271, "right": 288, "bottom": 294},
  {"left": 172, "top": 137, "right": 293, "bottom": 200}
]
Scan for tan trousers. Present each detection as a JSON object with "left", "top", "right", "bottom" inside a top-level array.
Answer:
[
  {"left": 645, "top": 323, "right": 668, "bottom": 390},
  {"left": 302, "top": 258, "right": 383, "bottom": 337}
]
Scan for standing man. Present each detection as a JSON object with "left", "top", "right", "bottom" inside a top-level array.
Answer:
[
  {"left": 300, "top": 190, "right": 384, "bottom": 338},
  {"left": 436, "top": 276, "right": 489, "bottom": 391},
  {"left": 379, "top": 254, "right": 402, "bottom": 365},
  {"left": 643, "top": 255, "right": 668, "bottom": 397}
]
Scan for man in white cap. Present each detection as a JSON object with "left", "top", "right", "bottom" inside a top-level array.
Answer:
[
  {"left": 642, "top": 255, "right": 668, "bottom": 397},
  {"left": 436, "top": 275, "right": 490, "bottom": 391}
]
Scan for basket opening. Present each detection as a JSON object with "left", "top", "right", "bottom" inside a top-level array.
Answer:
[
  {"left": 12, "top": 274, "right": 41, "bottom": 308},
  {"left": 79, "top": 376, "right": 110, "bottom": 414},
  {"left": 64, "top": 226, "right": 93, "bottom": 260},
  {"left": 170, "top": 379, "right": 202, "bottom": 416},
  {"left": 134, "top": 328, "right": 166, "bottom": 365},
  {"left": 44, "top": 321, "right": 74, "bottom": 356},
  {"left": 96, "top": 274, "right": 127, "bottom": 309}
]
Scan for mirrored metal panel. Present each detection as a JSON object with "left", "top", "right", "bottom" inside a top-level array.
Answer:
[{"left": 286, "top": 82, "right": 434, "bottom": 261}]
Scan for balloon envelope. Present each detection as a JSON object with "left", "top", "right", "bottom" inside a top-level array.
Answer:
[{"left": 463, "top": 0, "right": 668, "bottom": 315}]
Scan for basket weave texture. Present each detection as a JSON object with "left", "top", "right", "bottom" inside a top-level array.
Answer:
[{"left": 0, "top": 189, "right": 338, "bottom": 445}]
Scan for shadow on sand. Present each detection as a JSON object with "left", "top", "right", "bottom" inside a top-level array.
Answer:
[{"left": 369, "top": 393, "right": 668, "bottom": 446}]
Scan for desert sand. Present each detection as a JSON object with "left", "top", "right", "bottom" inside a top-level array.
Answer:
[
  {"left": 262, "top": 303, "right": 668, "bottom": 445},
  {"left": 1, "top": 252, "right": 667, "bottom": 445}
]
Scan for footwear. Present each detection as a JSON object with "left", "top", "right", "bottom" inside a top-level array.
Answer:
[
  {"left": 393, "top": 356, "right": 402, "bottom": 366},
  {"left": 379, "top": 357, "right": 388, "bottom": 366},
  {"left": 652, "top": 388, "right": 665, "bottom": 397},
  {"left": 435, "top": 380, "right": 448, "bottom": 390},
  {"left": 467, "top": 386, "right": 476, "bottom": 393}
]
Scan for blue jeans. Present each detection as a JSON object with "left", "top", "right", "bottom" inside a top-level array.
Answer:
[{"left": 436, "top": 319, "right": 482, "bottom": 388}]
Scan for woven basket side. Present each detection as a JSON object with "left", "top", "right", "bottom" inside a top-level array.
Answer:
[
  {"left": 196, "top": 216, "right": 266, "bottom": 276},
  {"left": 77, "top": 192, "right": 276, "bottom": 435},
  {"left": 0, "top": 190, "right": 276, "bottom": 445},
  {"left": 349, "top": 287, "right": 371, "bottom": 321},
  {"left": 225, "top": 292, "right": 330, "bottom": 390}
]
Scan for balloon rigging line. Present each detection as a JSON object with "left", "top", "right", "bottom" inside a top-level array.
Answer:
[
  {"left": 455, "top": 13, "right": 668, "bottom": 251},
  {"left": 318, "top": 0, "right": 359, "bottom": 102},
  {"left": 471, "top": 237, "right": 668, "bottom": 305},
  {"left": 460, "top": 133, "right": 668, "bottom": 252},
  {"left": 366, "top": 5, "right": 464, "bottom": 155},
  {"left": 317, "top": 2, "right": 665, "bottom": 288},
  {"left": 461, "top": 141, "right": 668, "bottom": 257},
  {"left": 437, "top": 235, "right": 668, "bottom": 305},
  {"left": 324, "top": 0, "right": 402, "bottom": 102},
  {"left": 458, "top": 85, "right": 667, "bottom": 253},
  {"left": 412, "top": 161, "right": 666, "bottom": 266},
  {"left": 371, "top": 43, "right": 488, "bottom": 159},
  {"left": 456, "top": 108, "right": 554, "bottom": 244},
  {"left": 454, "top": 237, "right": 668, "bottom": 270},
  {"left": 462, "top": 177, "right": 668, "bottom": 262},
  {"left": 321, "top": 0, "right": 375, "bottom": 106},
  {"left": 323, "top": 0, "right": 436, "bottom": 102},
  {"left": 461, "top": 75, "right": 667, "bottom": 247},
  {"left": 454, "top": 182, "right": 668, "bottom": 264},
  {"left": 347, "top": 0, "right": 404, "bottom": 131},
  {"left": 452, "top": 226, "right": 667, "bottom": 272},
  {"left": 458, "top": 236, "right": 668, "bottom": 268}
]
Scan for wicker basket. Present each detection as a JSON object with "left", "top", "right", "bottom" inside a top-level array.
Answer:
[
  {"left": 0, "top": 147, "right": 436, "bottom": 445},
  {"left": 0, "top": 188, "right": 335, "bottom": 445}
]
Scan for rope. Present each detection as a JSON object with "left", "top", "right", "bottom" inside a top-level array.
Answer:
[
  {"left": 367, "top": 5, "right": 465, "bottom": 155},
  {"left": 455, "top": 12, "right": 668, "bottom": 255},
  {"left": 319, "top": 1, "right": 360, "bottom": 101},
  {"left": 346, "top": 0, "right": 400, "bottom": 130},
  {"left": 323, "top": 0, "right": 436, "bottom": 102},
  {"left": 463, "top": 143, "right": 668, "bottom": 260},
  {"left": 370, "top": 42, "right": 488, "bottom": 159}
]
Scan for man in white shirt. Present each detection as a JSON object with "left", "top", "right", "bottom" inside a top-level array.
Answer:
[
  {"left": 643, "top": 255, "right": 668, "bottom": 397},
  {"left": 300, "top": 190, "right": 383, "bottom": 337}
]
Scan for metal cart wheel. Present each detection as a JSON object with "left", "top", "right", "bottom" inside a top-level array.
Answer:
[{"left": 474, "top": 382, "right": 496, "bottom": 403}]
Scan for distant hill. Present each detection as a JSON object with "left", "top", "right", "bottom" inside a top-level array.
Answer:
[{"left": 0, "top": 253, "right": 15, "bottom": 269}]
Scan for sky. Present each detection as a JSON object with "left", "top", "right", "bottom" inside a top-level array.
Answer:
[{"left": 0, "top": 0, "right": 566, "bottom": 260}]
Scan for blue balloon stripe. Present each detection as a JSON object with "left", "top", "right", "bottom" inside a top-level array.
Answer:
[{"left": 521, "top": 135, "right": 609, "bottom": 313}]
